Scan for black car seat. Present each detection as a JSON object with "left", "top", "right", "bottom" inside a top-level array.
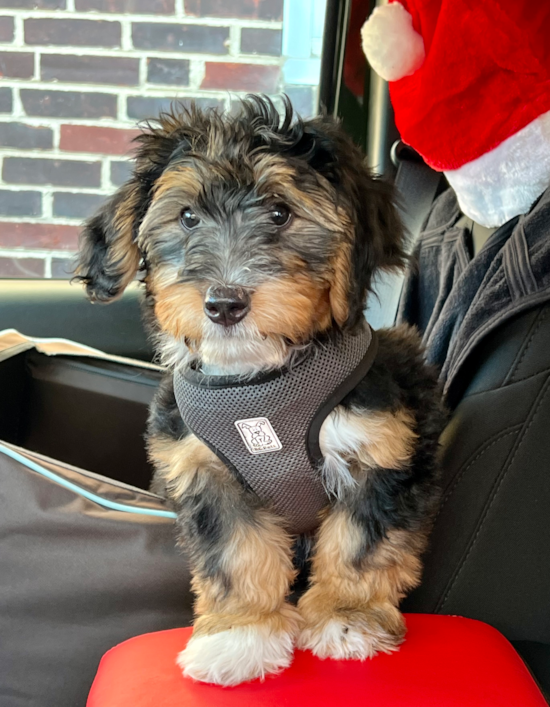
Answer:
[
  {"left": 388, "top": 154, "right": 550, "bottom": 698},
  {"left": 402, "top": 300, "right": 550, "bottom": 692}
]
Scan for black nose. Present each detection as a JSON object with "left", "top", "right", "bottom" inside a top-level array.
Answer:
[{"left": 204, "top": 286, "right": 251, "bottom": 326}]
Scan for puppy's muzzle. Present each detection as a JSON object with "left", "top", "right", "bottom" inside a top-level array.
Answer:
[{"left": 204, "top": 286, "right": 251, "bottom": 327}]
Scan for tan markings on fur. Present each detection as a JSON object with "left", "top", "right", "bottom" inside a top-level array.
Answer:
[
  {"left": 252, "top": 155, "right": 297, "bottom": 197},
  {"left": 251, "top": 273, "right": 332, "bottom": 341},
  {"left": 205, "top": 121, "right": 227, "bottom": 161},
  {"left": 298, "top": 509, "right": 426, "bottom": 641},
  {"left": 193, "top": 509, "right": 298, "bottom": 636},
  {"left": 138, "top": 166, "right": 203, "bottom": 251},
  {"left": 320, "top": 406, "right": 417, "bottom": 499},
  {"left": 252, "top": 152, "right": 356, "bottom": 330},
  {"left": 277, "top": 250, "right": 350, "bottom": 331},
  {"left": 153, "top": 281, "right": 205, "bottom": 342},
  {"left": 349, "top": 408, "right": 418, "bottom": 471},
  {"left": 252, "top": 154, "right": 346, "bottom": 230},
  {"left": 192, "top": 603, "right": 300, "bottom": 638},
  {"left": 149, "top": 434, "right": 298, "bottom": 629},
  {"left": 147, "top": 262, "right": 179, "bottom": 290},
  {"left": 101, "top": 182, "right": 141, "bottom": 292},
  {"left": 152, "top": 166, "right": 202, "bottom": 202},
  {"left": 310, "top": 512, "right": 425, "bottom": 605},
  {"left": 278, "top": 251, "right": 309, "bottom": 274},
  {"left": 149, "top": 433, "right": 299, "bottom": 640},
  {"left": 329, "top": 242, "right": 352, "bottom": 326},
  {"left": 148, "top": 433, "right": 222, "bottom": 501}
]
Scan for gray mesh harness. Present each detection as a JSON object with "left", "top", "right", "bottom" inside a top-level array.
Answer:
[{"left": 173, "top": 325, "right": 378, "bottom": 534}]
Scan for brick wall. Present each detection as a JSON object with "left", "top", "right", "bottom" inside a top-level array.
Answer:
[{"left": 0, "top": 0, "right": 317, "bottom": 279}]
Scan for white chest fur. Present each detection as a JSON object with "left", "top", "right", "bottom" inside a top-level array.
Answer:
[{"left": 319, "top": 406, "right": 417, "bottom": 499}]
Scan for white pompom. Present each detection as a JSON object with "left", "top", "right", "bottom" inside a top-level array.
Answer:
[{"left": 361, "top": 2, "right": 425, "bottom": 82}]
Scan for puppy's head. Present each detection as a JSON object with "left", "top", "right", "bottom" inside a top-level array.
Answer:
[{"left": 77, "top": 96, "right": 405, "bottom": 371}]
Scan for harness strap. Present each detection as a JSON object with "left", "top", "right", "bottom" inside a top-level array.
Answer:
[{"left": 174, "top": 326, "right": 378, "bottom": 534}]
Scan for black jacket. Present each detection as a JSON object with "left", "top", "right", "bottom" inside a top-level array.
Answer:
[
  {"left": 398, "top": 186, "right": 550, "bottom": 403},
  {"left": 397, "top": 186, "right": 550, "bottom": 695}
]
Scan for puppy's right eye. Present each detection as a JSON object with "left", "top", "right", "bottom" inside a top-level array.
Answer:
[
  {"left": 180, "top": 208, "right": 200, "bottom": 230},
  {"left": 269, "top": 204, "right": 291, "bottom": 228}
]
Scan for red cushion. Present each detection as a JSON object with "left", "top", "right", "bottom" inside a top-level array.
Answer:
[{"left": 87, "top": 614, "right": 546, "bottom": 707}]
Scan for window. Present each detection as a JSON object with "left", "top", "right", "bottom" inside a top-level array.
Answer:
[{"left": 0, "top": 0, "right": 326, "bottom": 278}]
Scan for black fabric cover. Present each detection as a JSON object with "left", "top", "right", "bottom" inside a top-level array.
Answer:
[
  {"left": 0, "top": 349, "right": 161, "bottom": 489},
  {"left": 0, "top": 342, "right": 192, "bottom": 707},
  {"left": 0, "top": 444, "right": 192, "bottom": 707}
]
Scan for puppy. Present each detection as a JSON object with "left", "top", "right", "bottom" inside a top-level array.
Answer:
[{"left": 77, "top": 96, "right": 444, "bottom": 687}]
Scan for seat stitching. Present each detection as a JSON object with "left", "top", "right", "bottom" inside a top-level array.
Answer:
[
  {"left": 507, "top": 306, "right": 550, "bottom": 384},
  {"left": 434, "top": 426, "right": 521, "bottom": 523},
  {"left": 457, "top": 365, "right": 550, "bottom": 402},
  {"left": 507, "top": 364, "right": 550, "bottom": 386},
  {"left": 445, "top": 289, "right": 550, "bottom": 395},
  {"left": 437, "top": 376, "right": 550, "bottom": 611}
]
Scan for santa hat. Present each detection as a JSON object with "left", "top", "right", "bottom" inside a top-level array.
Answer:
[{"left": 362, "top": 1, "right": 550, "bottom": 227}]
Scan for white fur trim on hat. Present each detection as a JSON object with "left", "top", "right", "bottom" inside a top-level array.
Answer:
[
  {"left": 361, "top": 2, "right": 425, "bottom": 82},
  {"left": 445, "top": 111, "right": 550, "bottom": 228}
]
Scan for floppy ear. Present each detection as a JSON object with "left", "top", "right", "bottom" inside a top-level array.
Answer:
[
  {"left": 293, "top": 115, "right": 406, "bottom": 330},
  {"left": 76, "top": 177, "right": 146, "bottom": 303},
  {"left": 345, "top": 173, "right": 406, "bottom": 328},
  {"left": 77, "top": 104, "right": 200, "bottom": 303}
]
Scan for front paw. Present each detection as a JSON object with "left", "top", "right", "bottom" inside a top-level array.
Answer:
[
  {"left": 297, "top": 602, "right": 405, "bottom": 661},
  {"left": 178, "top": 605, "right": 301, "bottom": 686}
]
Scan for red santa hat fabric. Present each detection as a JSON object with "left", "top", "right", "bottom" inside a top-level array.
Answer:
[{"left": 362, "top": 0, "right": 550, "bottom": 172}]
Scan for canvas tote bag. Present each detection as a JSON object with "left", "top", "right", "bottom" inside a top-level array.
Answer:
[{"left": 0, "top": 331, "right": 192, "bottom": 707}]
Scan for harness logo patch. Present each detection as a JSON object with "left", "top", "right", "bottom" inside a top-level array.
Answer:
[{"left": 235, "top": 417, "right": 282, "bottom": 455}]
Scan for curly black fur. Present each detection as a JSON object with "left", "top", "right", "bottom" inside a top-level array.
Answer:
[
  {"left": 77, "top": 95, "right": 406, "bottom": 328},
  {"left": 77, "top": 96, "right": 445, "bottom": 632},
  {"left": 341, "top": 326, "right": 446, "bottom": 559}
]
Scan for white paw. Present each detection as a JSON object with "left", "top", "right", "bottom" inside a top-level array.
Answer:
[
  {"left": 178, "top": 623, "right": 296, "bottom": 686},
  {"left": 297, "top": 616, "right": 402, "bottom": 661}
]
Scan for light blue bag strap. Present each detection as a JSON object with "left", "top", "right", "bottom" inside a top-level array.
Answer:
[{"left": 0, "top": 442, "right": 177, "bottom": 520}]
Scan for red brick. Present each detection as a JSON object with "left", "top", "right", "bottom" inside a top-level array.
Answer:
[
  {"left": 0, "top": 222, "right": 79, "bottom": 250},
  {"left": 41, "top": 54, "right": 139, "bottom": 85},
  {"left": 0, "top": 256, "right": 44, "bottom": 278},
  {"left": 0, "top": 16, "right": 14, "bottom": 42},
  {"left": 185, "top": 0, "right": 282, "bottom": 20},
  {"left": 201, "top": 62, "right": 280, "bottom": 92},
  {"left": 60, "top": 125, "right": 140, "bottom": 155},
  {"left": 76, "top": 0, "right": 174, "bottom": 12},
  {"left": 25, "top": 19, "right": 120, "bottom": 47},
  {"left": 0, "top": 51, "right": 34, "bottom": 78}
]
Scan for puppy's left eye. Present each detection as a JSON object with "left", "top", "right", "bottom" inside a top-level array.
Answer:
[
  {"left": 181, "top": 207, "right": 200, "bottom": 230},
  {"left": 269, "top": 204, "right": 291, "bottom": 227}
]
